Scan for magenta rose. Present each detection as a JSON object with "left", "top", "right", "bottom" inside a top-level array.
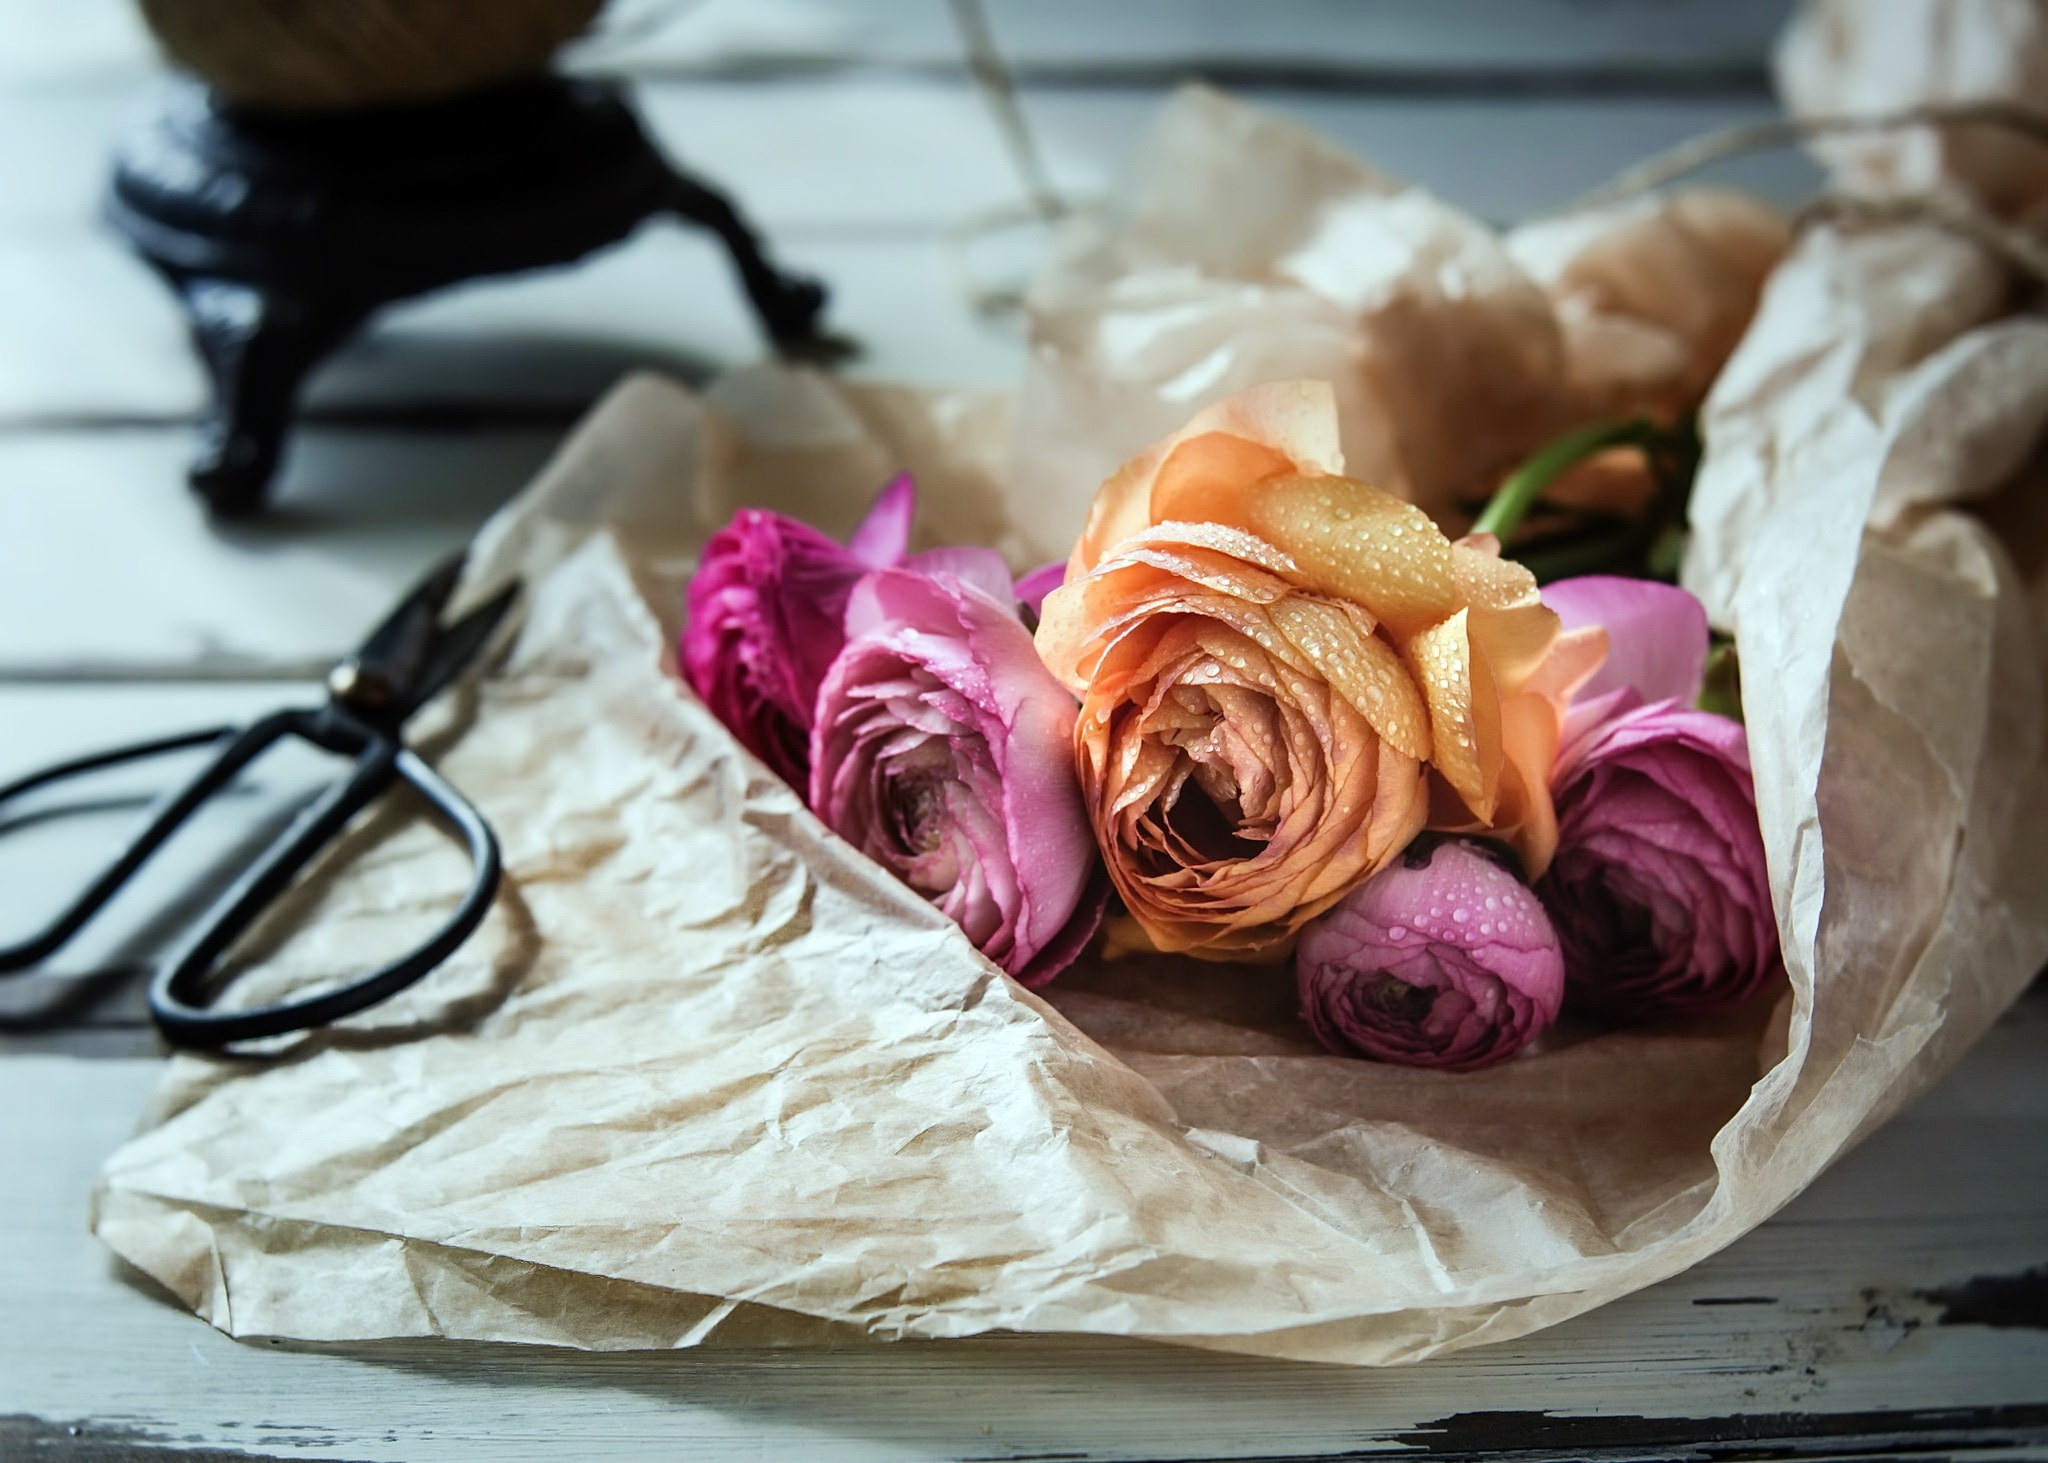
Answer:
[
  {"left": 681, "top": 478, "right": 1019, "bottom": 788},
  {"left": 681, "top": 477, "right": 918, "bottom": 785},
  {"left": 809, "top": 566, "right": 1105, "bottom": 986},
  {"left": 1296, "top": 837, "right": 1565, "bottom": 1072},
  {"left": 1538, "top": 576, "right": 1782, "bottom": 1021}
]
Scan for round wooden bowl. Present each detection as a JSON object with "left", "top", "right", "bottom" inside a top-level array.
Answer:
[{"left": 136, "top": 0, "right": 608, "bottom": 112}]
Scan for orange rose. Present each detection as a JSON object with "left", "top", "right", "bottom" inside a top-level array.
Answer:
[{"left": 1036, "top": 382, "right": 1604, "bottom": 960}]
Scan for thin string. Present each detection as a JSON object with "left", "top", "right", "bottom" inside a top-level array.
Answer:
[
  {"left": 1797, "top": 191, "right": 2048, "bottom": 285},
  {"left": 948, "top": 0, "right": 1069, "bottom": 223},
  {"left": 945, "top": 0, "right": 1080, "bottom": 320},
  {"left": 1564, "top": 99, "right": 2048, "bottom": 287},
  {"left": 943, "top": 52, "right": 2048, "bottom": 317},
  {"left": 1567, "top": 100, "right": 2048, "bottom": 212}
]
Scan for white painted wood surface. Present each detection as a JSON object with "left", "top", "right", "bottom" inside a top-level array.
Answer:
[{"left": 3, "top": 1, "right": 2044, "bottom": 1458}]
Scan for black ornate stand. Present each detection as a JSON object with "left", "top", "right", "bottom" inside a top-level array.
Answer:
[{"left": 106, "top": 75, "right": 829, "bottom": 517}]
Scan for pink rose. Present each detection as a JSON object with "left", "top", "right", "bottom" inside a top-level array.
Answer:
[
  {"left": 1296, "top": 838, "right": 1565, "bottom": 1071},
  {"left": 1537, "top": 576, "right": 1782, "bottom": 1020},
  {"left": 809, "top": 567, "right": 1105, "bottom": 986},
  {"left": 682, "top": 477, "right": 917, "bottom": 785},
  {"left": 1543, "top": 574, "right": 1710, "bottom": 715},
  {"left": 1540, "top": 699, "right": 1780, "bottom": 1020}
]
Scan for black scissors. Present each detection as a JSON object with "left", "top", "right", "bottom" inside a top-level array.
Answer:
[{"left": 0, "top": 556, "right": 518, "bottom": 1048}]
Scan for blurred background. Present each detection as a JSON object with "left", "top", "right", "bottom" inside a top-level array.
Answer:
[{"left": 0, "top": 0, "right": 1814, "bottom": 677}]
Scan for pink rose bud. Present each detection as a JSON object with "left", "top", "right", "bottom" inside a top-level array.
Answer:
[
  {"left": 810, "top": 567, "right": 1105, "bottom": 986},
  {"left": 1539, "top": 699, "right": 1782, "bottom": 1021},
  {"left": 682, "top": 477, "right": 918, "bottom": 786},
  {"left": 1296, "top": 838, "right": 1565, "bottom": 1072}
]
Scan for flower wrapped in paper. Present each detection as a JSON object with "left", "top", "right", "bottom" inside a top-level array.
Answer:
[{"left": 90, "top": 28, "right": 2048, "bottom": 1367}]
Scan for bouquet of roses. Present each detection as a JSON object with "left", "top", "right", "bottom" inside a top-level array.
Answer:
[{"left": 682, "top": 380, "right": 1784, "bottom": 1073}]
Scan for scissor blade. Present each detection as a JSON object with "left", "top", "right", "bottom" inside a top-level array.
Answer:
[
  {"left": 349, "top": 553, "right": 468, "bottom": 689},
  {"left": 390, "top": 579, "right": 521, "bottom": 723}
]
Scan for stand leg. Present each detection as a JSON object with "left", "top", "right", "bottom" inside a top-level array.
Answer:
[
  {"left": 664, "top": 172, "right": 828, "bottom": 347},
  {"left": 176, "top": 277, "right": 366, "bottom": 518}
]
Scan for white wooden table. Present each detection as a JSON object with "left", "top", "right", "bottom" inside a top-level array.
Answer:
[{"left": 3, "top": 3, "right": 2044, "bottom": 1458}]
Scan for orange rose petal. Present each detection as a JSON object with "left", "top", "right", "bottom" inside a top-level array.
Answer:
[
  {"left": 1110, "top": 736, "right": 1179, "bottom": 817},
  {"left": 1033, "top": 576, "right": 1101, "bottom": 691},
  {"left": 1072, "top": 445, "right": 1170, "bottom": 581},
  {"left": 1121, "top": 520, "right": 1303, "bottom": 576},
  {"left": 1452, "top": 541, "right": 1563, "bottom": 693},
  {"left": 1071, "top": 381, "right": 1345, "bottom": 574},
  {"left": 1492, "top": 689, "right": 1563, "bottom": 876},
  {"left": 1466, "top": 643, "right": 1505, "bottom": 820},
  {"left": 1266, "top": 595, "right": 1432, "bottom": 761},
  {"left": 1407, "top": 609, "right": 1497, "bottom": 820},
  {"left": 1523, "top": 622, "right": 1609, "bottom": 710},
  {"left": 1421, "top": 692, "right": 1559, "bottom": 876},
  {"left": 1084, "top": 629, "right": 1412, "bottom": 961},
  {"left": 1112, "top": 535, "right": 1297, "bottom": 602},
  {"left": 1148, "top": 433, "right": 1299, "bottom": 527},
  {"left": 1089, "top": 592, "right": 1307, "bottom": 694},
  {"left": 1450, "top": 537, "right": 1540, "bottom": 610},
  {"left": 1361, "top": 736, "right": 1430, "bottom": 868},
  {"left": 1242, "top": 475, "right": 1458, "bottom": 636},
  {"left": 1042, "top": 546, "right": 1308, "bottom": 692}
]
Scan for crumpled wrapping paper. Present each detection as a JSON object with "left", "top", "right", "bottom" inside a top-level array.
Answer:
[
  {"left": 1778, "top": 0, "right": 2048, "bottom": 219},
  {"left": 1012, "top": 86, "right": 1788, "bottom": 532},
  {"left": 93, "top": 77, "right": 2048, "bottom": 1367}
]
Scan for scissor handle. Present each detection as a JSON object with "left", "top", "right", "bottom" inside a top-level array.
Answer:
[
  {"left": 148, "top": 707, "right": 502, "bottom": 1048},
  {"left": 0, "top": 723, "right": 249, "bottom": 973}
]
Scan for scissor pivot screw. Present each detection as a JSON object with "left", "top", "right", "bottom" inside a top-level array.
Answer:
[{"left": 328, "top": 659, "right": 397, "bottom": 710}]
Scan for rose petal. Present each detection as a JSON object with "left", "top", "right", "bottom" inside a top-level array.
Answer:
[
  {"left": 903, "top": 545, "right": 1017, "bottom": 606},
  {"left": 1241, "top": 475, "right": 1457, "bottom": 637},
  {"left": 845, "top": 474, "right": 916, "bottom": 567},
  {"left": 1014, "top": 560, "right": 1066, "bottom": 620},
  {"left": 1071, "top": 380, "right": 1345, "bottom": 576},
  {"left": 1543, "top": 575, "right": 1710, "bottom": 706},
  {"left": 1267, "top": 595, "right": 1432, "bottom": 760}
]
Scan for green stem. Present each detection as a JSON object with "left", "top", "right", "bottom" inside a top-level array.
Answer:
[
  {"left": 1698, "top": 640, "right": 1744, "bottom": 723},
  {"left": 1471, "top": 415, "right": 1663, "bottom": 543},
  {"left": 1514, "top": 526, "right": 1646, "bottom": 585}
]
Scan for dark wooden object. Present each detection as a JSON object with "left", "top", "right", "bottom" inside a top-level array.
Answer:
[{"left": 105, "top": 75, "right": 828, "bottom": 517}]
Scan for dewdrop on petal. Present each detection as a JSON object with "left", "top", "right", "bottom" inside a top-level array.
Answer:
[{"left": 1296, "top": 837, "right": 1565, "bottom": 1072}]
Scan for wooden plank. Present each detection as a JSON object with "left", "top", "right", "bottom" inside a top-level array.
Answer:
[
  {"left": 0, "top": 73, "right": 1021, "bottom": 235},
  {"left": 0, "top": 427, "right": 543, "bottom": 674},
  {"left": 1020, "top": 90, "right": 1823, "bottom": 223},
  {"left": 968, "top": 0, "right": 1793, "bottom": 82},
  {"left": 584, "top": 0, "right": 1793, "bottom": 83},
  {"left": 0, "top": 988, "right": 2041, "bottom": 1461},
  {"left": 0, "top": 230, "right": 1023, "bottom": 428},
  {"left": 0, "top": 0, "right": 1798, "bottom": 89}
]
